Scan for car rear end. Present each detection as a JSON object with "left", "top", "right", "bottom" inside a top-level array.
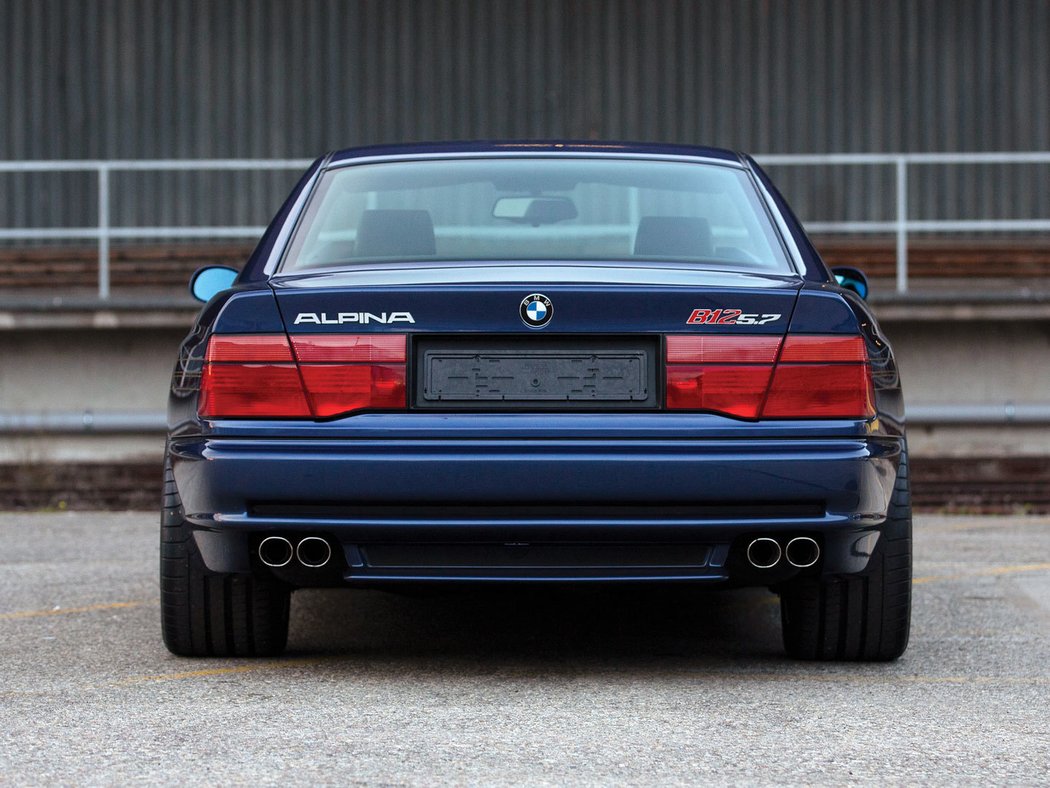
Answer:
[{"left": 163, "top": 144, "right": 909, "bottom": 660}]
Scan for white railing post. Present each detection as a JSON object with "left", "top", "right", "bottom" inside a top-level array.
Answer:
[
  {"left": 97, "top": 164, "right": 110, "bottom": 300},
  {"left": 896, "top": 157, "right": 908, "bottom": 294}
]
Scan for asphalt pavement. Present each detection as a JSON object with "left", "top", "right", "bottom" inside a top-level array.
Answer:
[{"left": 1, "top": 512, "right": 1048, "bottom": 785}]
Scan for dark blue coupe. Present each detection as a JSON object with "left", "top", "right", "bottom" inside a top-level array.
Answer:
[{"left": 164, "top": 141, "right": 910, "bottom": 660}]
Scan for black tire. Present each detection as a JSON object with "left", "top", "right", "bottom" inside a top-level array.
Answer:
[
  {"left": 160, "top": 461, "right": 290, "bottom": 657},
  {"left": 779, "top": 445, "right": 912, "bottom": 661}
]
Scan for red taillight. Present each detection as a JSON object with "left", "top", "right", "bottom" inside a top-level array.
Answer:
[
  {"left": 666, "top": 365, "right": 773, "bottom": 418},
  {"left": 205, "top": 334, "right": 295, "bottom": 362},
  {"left": 199, "top": 333, "right": 408, "bottom": 419},
  {"left": 298, "top": 364, "right": 407, "bottom": 417},
  {"left": 665, "top": 336, "right": 781, "bottom": 418},
  {"left": 764, "top": 335, "right": 874, "bottom": 418},
  {"left": 665, "top": 334, "right": 875, "bottom": 420},
  {"left": 762, "top": 364, "right": 874, "bottom": 418},
  {"left": 666, "top": 335, "right": 781, "bottom": 364},
  {"left": 290, "top": 334, "right": 406, "bottom": 363},
  {"left": 778, "top": 335, "right": 868, "bottom": 363},
  {"left": 200, "top": 364, "right": 312, "bottom": 418}
]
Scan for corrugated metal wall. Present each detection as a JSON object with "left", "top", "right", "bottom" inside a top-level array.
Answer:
[{"left": 2, "top": 0, "right": 1048, "bottom": 233}]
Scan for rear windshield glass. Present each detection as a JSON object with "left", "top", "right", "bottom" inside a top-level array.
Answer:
[{"left": 281, "top": 157, "right": 791, "bottom": 273}]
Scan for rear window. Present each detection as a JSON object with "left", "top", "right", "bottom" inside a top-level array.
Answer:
[{"left": 281, "top": 157, "right": 791, "bottom": 273}]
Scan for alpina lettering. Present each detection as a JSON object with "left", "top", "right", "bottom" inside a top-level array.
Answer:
[{"left": 293, "top": 312, "right": 416, "bottom": 325}]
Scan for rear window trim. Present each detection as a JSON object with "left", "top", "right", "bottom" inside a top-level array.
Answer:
[
  {"left": 321, "top": 151, "right": 749, "bottom": 172},
  {"left": 273, "top": 153, "right": 797, "bottom": 278}
]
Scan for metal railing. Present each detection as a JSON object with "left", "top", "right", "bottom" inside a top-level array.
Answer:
[
  {"left": 759, "top": 152, "right": 1050, "bottom": 293},
  {"left": 2, "top": 152, "right": 1050, "bottom": 298},
  {"left": 0, "top": 158, "right": 312, "bottom": 299}
]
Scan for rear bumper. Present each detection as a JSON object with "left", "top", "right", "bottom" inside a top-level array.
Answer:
[{"left": 169, "top": 414, "right": 903, "bottom": 584}]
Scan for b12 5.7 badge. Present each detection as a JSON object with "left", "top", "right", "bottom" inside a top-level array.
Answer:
[{"left": 686, "top": 308, "right": 782, "bottom": 325}]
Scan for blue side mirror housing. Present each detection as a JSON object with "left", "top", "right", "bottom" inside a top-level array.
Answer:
[
  {"left": 831, "top": 266, "right": 869, "bottom": 300},
  {"left": 189, "top": 266, "right": 239, "bottom": 303}
]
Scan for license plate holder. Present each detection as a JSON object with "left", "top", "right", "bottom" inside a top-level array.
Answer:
[{"left": 422, "top": 349, "right": 650, "bottom": 403}]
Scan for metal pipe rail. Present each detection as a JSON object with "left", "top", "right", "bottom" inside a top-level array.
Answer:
[
  {"left": 2, "top": 405, "right": 1050, "bottom": 434},
  {"left": 0, "top": 411, "right": 167, "bottom": 433},
  {"left": 0, "top": 159, "right": 312, "bottom": 300},
  {"left": 758, "top": 151, "right": 1050, "bottom": 294},
  {"left": 3, "top": 152, "right": 1050, "bottom": 298}
]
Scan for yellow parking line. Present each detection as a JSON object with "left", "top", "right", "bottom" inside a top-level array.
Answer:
[
  {"left": 914, "top": 562, "right": 1050, "bottom": 585},
  {"left": 0, "top": 600, "right": 150, "bottom": 620},
  {"left": 119, "top": 658, "right": 323, "bottom": 684}
]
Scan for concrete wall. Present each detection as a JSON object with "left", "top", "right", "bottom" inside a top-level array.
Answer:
[
  {"left": 888, "top": 320, "right": 1050, "bottom": 404},
  {"left": 0, "top": 326, "right": 180, "bottom": 463},
  {"left": 0, "top": 328, "right": 180, "bottom": 412},
  {"left": 884, "top": 319, "right": 1050, "bottom": 457}
]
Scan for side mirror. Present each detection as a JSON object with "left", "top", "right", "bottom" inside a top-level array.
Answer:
[
  {"left": 189, "top": 266, "right": 238, "bottom": 303},
  {"left": 831, "top": 266, "right": 869, "bottom": 300}
]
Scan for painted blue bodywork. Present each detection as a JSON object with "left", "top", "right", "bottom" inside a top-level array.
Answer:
[{"left": 168, "top": 141, "right": 905, "bottom": 587}]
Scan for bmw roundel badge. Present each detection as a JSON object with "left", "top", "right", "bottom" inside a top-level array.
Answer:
[{"left": 519, "top": 293, "right": 553, "bottom": 328}]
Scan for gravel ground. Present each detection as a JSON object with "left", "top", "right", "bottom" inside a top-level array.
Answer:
[{"left": 0, "top": 512, "right": 1048, "bottom": 785}]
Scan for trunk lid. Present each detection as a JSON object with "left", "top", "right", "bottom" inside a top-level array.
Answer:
[{"left": 269, "top": 263, "right": 802, "bottom": 336}]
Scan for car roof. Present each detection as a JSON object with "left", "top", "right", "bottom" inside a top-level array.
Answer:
[{"left": 327, "top": 140, "right": 743, "bottom": 165}]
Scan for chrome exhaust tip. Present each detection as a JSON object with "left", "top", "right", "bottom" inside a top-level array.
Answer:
[
  {"left": 296, "top": 537, "right": 332, "bottom": 568},
  {"left": 785, "top": 536, "right": 821, "bottom": 568},
  {"left": 746, "top": 537, "right": 782, "bottom": 569},
  {"left": 258, "top": 536, "right": 294, "bottom": 568}
]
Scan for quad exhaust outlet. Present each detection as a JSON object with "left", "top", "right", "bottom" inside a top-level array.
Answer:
[
  {"left": 785, "top": 536, "right": 821, "bottom": 568},
  {"left": 746, "top": 537, "right": 782, "bottom": 570},
  {"left": 258, "top": 536, "right": 294, "bottom": 568},
  {"left": 745, "top": 536, "right": 821, "bottom": 569},
  {"left": 259, "top": 536, "right": 333, "bottom": 568},
  {"left": 296, "top": 536, "right": 333, "bottom": 568}
]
